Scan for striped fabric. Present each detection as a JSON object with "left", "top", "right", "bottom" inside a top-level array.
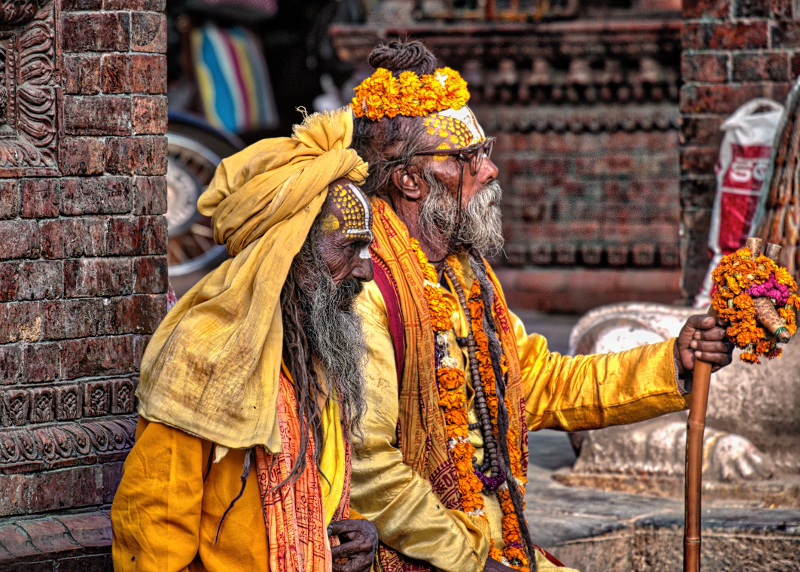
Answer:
[{"left": 191, "top": 23, "right": 279, "bottom": 134}]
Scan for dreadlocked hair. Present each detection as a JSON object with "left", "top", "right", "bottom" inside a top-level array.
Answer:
[
  {"left": 469, "top": 249, "right": 538, "bottom": 572},
  {"left": 368, "top": 40, "right": 437, "bottom": 75},
  {"left": 214, "top": 235, "right": 326, "bottom": 543},
  {"left": 352, "top": 40, "right": 438, "bottom": 201},
  {"left": 271, "top": 221, "right": 329, "bottom": 494}
]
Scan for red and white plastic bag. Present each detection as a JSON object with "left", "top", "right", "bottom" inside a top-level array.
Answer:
[{"left": 694, "top": 98, "right": 784, "bottom": 307}]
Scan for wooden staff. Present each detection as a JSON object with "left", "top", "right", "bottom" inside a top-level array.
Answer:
[
  {"left": 684, "top": 238, "right": 758, "bottom": 571},
  {"left": 685, "top": 237, "right": 786, "bottom": 571},
  {"left": 683, "top": 302, "right": 717, "bottom": 572}
]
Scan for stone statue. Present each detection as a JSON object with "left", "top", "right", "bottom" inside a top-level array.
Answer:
[{"left": 564, "top": 302, "right": 799, "bottom": 496}]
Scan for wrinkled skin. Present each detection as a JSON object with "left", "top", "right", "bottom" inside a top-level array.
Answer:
[
  {"left": 390, "top": 134, "right": 499, "bottom": 269},
  {"left": 674, "top": 315, "right": 734, "bottom": 376},
  {"left": 306, "top": 179, "right": 377, "bottom": 571},
  {"left": 317, "top": 177, "right": 374, "bottom": 286},
  {"left": 329, "top": 519, "right": 380, "bottom": 572}
]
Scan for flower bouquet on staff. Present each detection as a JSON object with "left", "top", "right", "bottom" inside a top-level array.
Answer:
[{"left": 710, "top": 242, "right": 800, "bottom": 363}]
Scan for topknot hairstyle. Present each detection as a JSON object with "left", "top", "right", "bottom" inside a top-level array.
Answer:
[
  {"left": 352, "top": 40, "right": 439, "bottom": 200},
  {"left": 368, "top": 40, "right": 437, "bottom": 76}
]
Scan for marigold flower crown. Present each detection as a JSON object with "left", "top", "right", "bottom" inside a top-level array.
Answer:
[{"left": 350, "top": 67, "right": 470, "bottom": 122}]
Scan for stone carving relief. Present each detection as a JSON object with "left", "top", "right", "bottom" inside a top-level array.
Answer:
[
  {"left": 0, "top": 0, "right": 60, "bottom": 175},
  {"left": 566, "top": 302, "right": 800, "bottom": 486},
  {"left": 2, "top": 389, "right": 30, "bottom": 426},
  {"left": 0, "top": 379, "right": 136, "bottom": 427},
  {"left": 29, "top": 387, "right": 55, "bottom": 424},
  {"left": 0, "top": 0, "right": 42, "bottom": 26},
  {"left": 85, "top": 381, "right": 111, "bottom": 417},
  {"left": 111, "top": 378, "right": 135, "bottom": 415},
  {"left": 0, "top": 416, "right": 137, "bottom": 471},
  {"left": 331, "top": 21, "right": 680, "bottom": 112},
  {"left": 55, "top": 384, "right": 81, "bottom": 421}
]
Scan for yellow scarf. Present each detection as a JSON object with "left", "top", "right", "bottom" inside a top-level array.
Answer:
[{"left": 137, "top": 108, "right": 368, "bottom": 451}]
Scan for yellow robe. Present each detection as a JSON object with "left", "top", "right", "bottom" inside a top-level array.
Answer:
[
  {"left": 111, "top": 392, "right": 347, "bottom": 572},
  {"left": 351, "top": 266, "right": 689, "bottom": 572}
]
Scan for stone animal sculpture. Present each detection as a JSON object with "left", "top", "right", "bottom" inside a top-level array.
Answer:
[
  {"left": 566, "top": 302, "right": 800, "bottom": 484},
  {"left": 565, "top": 78, "right": 800, "bottom": 495}
]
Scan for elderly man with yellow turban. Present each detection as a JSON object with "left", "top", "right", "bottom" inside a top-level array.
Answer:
[
  {"left": 346, "top": 41, "right": 734, "bottom": 572},
  {"left": 110, "top": 109, "right": 379, "bottom": 572}
]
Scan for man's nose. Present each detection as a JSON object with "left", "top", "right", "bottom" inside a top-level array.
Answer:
[
  {"left": 352, "top": 256, "right": 374, "bottom": 283},
  {"left": 480, "top": 157, "right": 499, "bottom": 183}
]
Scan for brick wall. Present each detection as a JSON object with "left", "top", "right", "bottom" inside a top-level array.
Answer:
[
  {"left": 492, "top": 127, "right": 681, "bottom": 271},
  {"left": 486, "top": 125, "right": 683, "bottom": 312},
  {"left": 0, "top": 0, "right": 168, "bottom": 568},
  {"left": 680, "top": 0, "right": 799, "bottom": 298}
]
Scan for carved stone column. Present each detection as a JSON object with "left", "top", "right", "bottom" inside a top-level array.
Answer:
[{"left": 0, "top": 1, "right": 168, "bottom": 568}]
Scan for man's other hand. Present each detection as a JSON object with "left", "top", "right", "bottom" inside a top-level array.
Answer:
[
  {"left": 329, "top": 518, "right": 379, "bottom": 572},
  {"left": 675, "top": 315, "right": 734, "bottom": 376}
]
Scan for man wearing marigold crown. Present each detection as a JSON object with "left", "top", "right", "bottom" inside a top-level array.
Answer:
[{"left": 347, "top": 41, "right": 735, "bottom": 572}]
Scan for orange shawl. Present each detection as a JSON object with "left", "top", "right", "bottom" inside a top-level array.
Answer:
[
  {"left": 256, "top": 371, "right": 351, "bottom": 572},
  {"left": 368, "top": 198, "right": 529, "bottom": 571}
]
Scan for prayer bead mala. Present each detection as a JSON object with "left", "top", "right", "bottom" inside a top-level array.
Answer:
[{"left": 444, "top": 263, "right": 503, "bottom": 480}]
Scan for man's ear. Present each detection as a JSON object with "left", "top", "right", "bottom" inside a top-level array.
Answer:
[{"left": 391, "top": 165, "right": 425, "bottom": 201}]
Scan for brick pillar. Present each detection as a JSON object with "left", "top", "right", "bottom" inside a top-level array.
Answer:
[
  {"left": 0, "top": 0, "right": 167, "bottom": 568},
  {"left": 679, "top": 0, "right": 799, "bottom": 299}
]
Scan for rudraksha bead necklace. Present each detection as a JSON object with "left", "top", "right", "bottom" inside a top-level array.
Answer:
[{"left": 444, "top": 262, "right": 503, "bottom": 482}]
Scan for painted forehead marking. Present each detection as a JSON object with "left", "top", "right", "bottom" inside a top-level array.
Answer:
[
  {"left": 330, "top": 181, "right": 373, "bottom": 239},
  {"left": 422, "top": 106, "right": 485, "bottom": 159},
  {"left": 423, "top": 106, "right": 485, "bottom": 150}
]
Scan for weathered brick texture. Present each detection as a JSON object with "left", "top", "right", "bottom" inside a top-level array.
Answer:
[
  {"left": 0, "top": 1, "right": 168, "bottom": 567},
  {"left": 485, "top": 127, "right": 681, "bottom": 271},
  {"left": 58, "top": 137, "right": 106, "bottom": 176},
  {"left": 680, "top": 0, "right": 800, "bottom": 298},
  {"left": 62, "top": 13, "right": 130, "bottom": 53}
]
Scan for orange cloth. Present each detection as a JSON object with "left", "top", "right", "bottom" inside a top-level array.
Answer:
[
  {"left": 111, "top": 418, "right": 267, "bottom": 572},
  {"left": 256, "top": 370, "right": 350, "bottom": 572},
  {"left": 111, "top": 374, "right": 351, "bottom": 572}
]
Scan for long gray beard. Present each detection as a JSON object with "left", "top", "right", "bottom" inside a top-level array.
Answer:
[
  {"left": 418, "top": 170, "right": 505, "bottom": 258},
  {"left": 299, "top": 265, "right": 368, "bottom": 436}
]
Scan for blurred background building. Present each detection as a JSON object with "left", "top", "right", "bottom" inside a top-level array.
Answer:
[{"left": 165, "top": 0, "right": 685, "bottom": 312}]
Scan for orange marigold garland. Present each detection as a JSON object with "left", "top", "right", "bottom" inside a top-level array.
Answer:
[
  {"left": 444, "top": 256, "right": 528, "bottom": 570},
  {"left": 465, "top": 277, "right": 529, "bottom": 571},
  {"left": 413, "top": 245, "right": 533, "bottom": 571},
  {"left": 351, "top": 67, "right": 470, "bottom": 122},
  {"left": 410, "top": 240, "right": 485, "bottom": 518},
  {"left": 710, "top": 246, "right": 799, "bottom": 364}
]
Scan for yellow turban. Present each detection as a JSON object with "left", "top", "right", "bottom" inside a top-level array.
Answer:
[{"left": 137, "top": 108, "right": 368, "bottom": 451}]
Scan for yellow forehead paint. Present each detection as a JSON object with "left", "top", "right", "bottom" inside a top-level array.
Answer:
[
  {"left": 321, "top": 214, "right": 340, "bottom": 231},
  {"left": 329, "top": 181, "right": 373, "bottom": 239},
  {"left": 422, "top": 113, "right": 475, "bottom": 157}
]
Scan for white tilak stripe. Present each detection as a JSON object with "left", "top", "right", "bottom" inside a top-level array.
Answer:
[{"left": 345, "top": 183, "right": 373, "bottom": 236}]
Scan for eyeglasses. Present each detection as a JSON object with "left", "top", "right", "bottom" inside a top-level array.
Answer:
[{"left": 415, "top": 137, "right": 496, "bottom": 176}]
